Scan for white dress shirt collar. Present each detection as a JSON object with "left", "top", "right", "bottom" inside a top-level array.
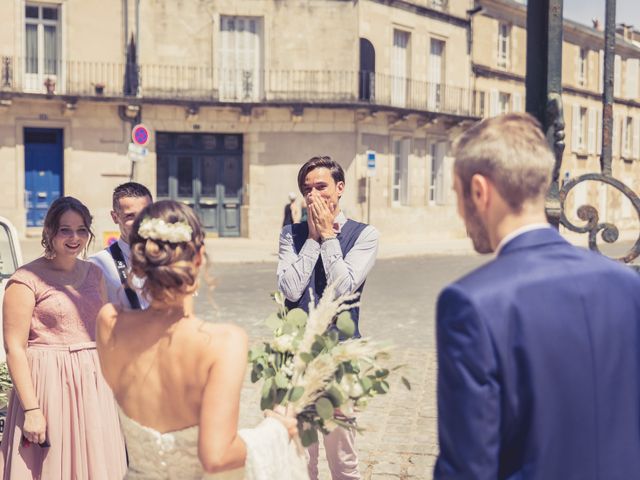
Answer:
[
  {"left": 117, "top": 237, "right": 131, "bottom": 260},
  {"left": 495, "top": 223, "right": 552, "bottom": 255},
  {"left": 333, "top": 211, "right": 347, "bottom": 233}
]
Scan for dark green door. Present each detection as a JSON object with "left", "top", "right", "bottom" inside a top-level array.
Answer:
[{"left": 156, "top": 133, "right": 243, "bottom": 236}]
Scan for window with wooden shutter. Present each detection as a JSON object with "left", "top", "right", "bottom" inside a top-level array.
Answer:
[
  {"left": 587, "top": 108, "right": 597, "bottom": 155},
  {"left": 219, "top": 16, "right": 263, "bottom": 101}
]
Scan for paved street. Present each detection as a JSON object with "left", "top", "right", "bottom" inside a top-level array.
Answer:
[
  {"left": 15, "top": 233, "right": 635, "bottom": 478},
  {"left": 196, "top": 254, "right": 487, "bottom": 480}
]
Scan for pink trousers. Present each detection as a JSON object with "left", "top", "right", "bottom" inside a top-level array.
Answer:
[{"left": 307, "top": 426, "right": 360, "bottom": 480}]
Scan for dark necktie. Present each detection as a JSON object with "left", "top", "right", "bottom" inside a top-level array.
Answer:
[{"left": 314, "top": 257, "right": 327, "bottom": 299}]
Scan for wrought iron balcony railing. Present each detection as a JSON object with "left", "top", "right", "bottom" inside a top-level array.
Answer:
[{"left": 1, "top": 56, "right": 476, "bottom": 117}]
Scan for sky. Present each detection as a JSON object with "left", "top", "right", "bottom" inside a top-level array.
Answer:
[{"left": 563, "top": 0, "right": 639, "bottom": 29}]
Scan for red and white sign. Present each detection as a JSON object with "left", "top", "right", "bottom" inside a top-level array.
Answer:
[{"left": 131, "top": 124, "right": 150, "bottom": 146}]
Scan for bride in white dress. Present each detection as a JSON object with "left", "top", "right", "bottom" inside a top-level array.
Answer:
[{"left": 96, "top": 200, "right": 308, "bottom": 479}]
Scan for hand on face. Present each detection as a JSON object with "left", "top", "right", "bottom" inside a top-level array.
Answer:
[
  {"left": 306, "top": 203, "right": 320, "bottom": 241},
  {"left": 307, "top": 191, "right": 336, "bottom": 240}
]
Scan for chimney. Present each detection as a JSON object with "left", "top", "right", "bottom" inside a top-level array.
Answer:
[
  {"left": 592, "top": 18, "right": 601, "bottom": 31},
  {"left": 618, "top": 23, "right": 633, "bottom": 41}
]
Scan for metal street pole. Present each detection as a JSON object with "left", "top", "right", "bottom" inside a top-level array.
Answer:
[
  {"left": 600, "top": 0, "right": 616, "bottom": 176},
  {"left": 526, "top": 0, "right": 565, "bottom": 229}
]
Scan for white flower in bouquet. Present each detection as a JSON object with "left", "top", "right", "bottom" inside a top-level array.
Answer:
[
  {"left": 249, "top": 286, "right": 411, "bottom": 447},
  {"left": 272, "top": 334, "right": 295, "bottom": 353},
  {"left": 339, "top": 374, "right": 364, "bottom": 399},
  {"left": 0, "top": 362, "right": 13, "bottom": 408}
]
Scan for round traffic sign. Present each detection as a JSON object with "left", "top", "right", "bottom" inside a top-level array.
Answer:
[{"left": 131, "top": 124, "right": 150, "bottom": 146}]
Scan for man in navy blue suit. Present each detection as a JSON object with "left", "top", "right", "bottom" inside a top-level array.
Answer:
[{"left": 434, "top": 113, "right": 640, "bottom": 479}]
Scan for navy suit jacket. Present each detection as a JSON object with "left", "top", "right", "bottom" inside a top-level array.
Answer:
[{"left": 434, "top": 227, "right": 640, "bottom": 480}]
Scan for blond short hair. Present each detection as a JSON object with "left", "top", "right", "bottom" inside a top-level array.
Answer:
[{"left": 453, "top": 113, "right": 555, "bottom": 211}]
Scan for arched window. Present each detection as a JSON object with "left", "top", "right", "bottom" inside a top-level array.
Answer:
[{"left": 359, "top": 38, "right": 375, "bottom": 101}]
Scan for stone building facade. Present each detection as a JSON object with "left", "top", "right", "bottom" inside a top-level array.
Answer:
[
  {"left": 1, "top": 0, "right": 638, "bottom": 248},
  {"left": 473, "top": 0, "right": 640, "bottom": 230},
  {"left": 0, "top": 0, "right": 476, "bottom": 247}
]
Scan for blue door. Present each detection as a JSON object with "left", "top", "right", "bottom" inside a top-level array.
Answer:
[{"left": 25, "top": 128, "right": 63, "bottom": 227}]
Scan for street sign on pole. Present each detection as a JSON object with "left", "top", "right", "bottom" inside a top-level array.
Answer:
[
  {"left": 366, "top": 150, "right": 376, "bottom": 177},
  {"left": 365, "top": 150, "right": 376, "bottom": 224},
  {"left": 131, "top": 124, "right": 150, "bottom": 146},
  {"left": 128, "top": 142, "right": 149, "bottom": 162}
]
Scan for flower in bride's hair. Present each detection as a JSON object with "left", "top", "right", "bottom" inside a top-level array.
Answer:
[{"left": 138, "top": 217, "right": 193, "bottom": 243}]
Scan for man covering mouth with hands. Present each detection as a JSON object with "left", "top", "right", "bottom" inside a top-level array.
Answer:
[{"left": 277, "top": 155, "right": 379, "bottom": 480}]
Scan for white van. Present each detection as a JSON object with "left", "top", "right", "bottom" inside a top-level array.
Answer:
[
  {"left": 0, "top": 217, "right": 23, "bottom": 363},
  {"left": 0, "top": 217, "right": 21, "bottom": 435}
]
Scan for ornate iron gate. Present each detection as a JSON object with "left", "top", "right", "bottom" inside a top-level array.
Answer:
[{"left": 527, "top": 0, "right": 640, "bottom": 264}]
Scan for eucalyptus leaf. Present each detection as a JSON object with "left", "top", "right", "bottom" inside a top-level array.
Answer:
[
  {"left": 360, "top": 376, "right": 373, "bottom": 393},
  {"left": 289, "top": 386, "right": 304, "bottom": 402},
  {"left": 281, "top": 322, "right": 297, "bottom": 335},
  {"left": 375, "top": 368, "right": 389, "bottom": 379},
  {"left": 327, "top": 330, "right": 339, "bottom": 346},
  {"left": 275, "top": 388, "right": 287, "bottom": 405},
  {"left": 327, "top": 384, "right": 346, "bottom": 407},
  {"left": 401, "top": 376, "right": 412, "bottom": 391},
  {"left": 315, "top": 397, "right": 335, "bottom": 420},
  {"left": 265, "top": 313, "right": 283, "bottom": 331},
  {"left": 336, "top": 312, "right": 355, "bottom": 338},
  {"left": 260, "top": 395, "right": 273, "bottom": 411},
  {"left": 300, "top": 352, "right": 314, "bottom": 364},
  {"left": 311, "top": 338, "right": 325, "bottom": 356},
  {"left": 261, "top": 377, "right": 274, "bottom": 398},
  {"left": 374, "top": 380, "right": 390, "bottom": 394},
  {"left": 300, "top": 427, "right": 318, "bottom": 447},
  {"left": 286, "top": 308, "right": 308, "bottom": 327},
  {"left": 248, "top": 345, "right": 265, "bottom": 361},
  {"left": 275, "top": 371, "right": 289, "bottom": 389},
  {"left": 391, "top": 363, "right": 408, "bottom": 371}
]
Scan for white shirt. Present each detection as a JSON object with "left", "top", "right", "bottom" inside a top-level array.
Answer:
[
  {"left": 495, "top": 223, "right": 553, "bottom": 255},
  {"left": 277, "top": 211, "right": 379, "bottom": 302},
  {"left": 89, "top": 238, "right": 149, "bottom": 309}
]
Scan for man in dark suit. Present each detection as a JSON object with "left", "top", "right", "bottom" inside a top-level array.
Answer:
[{"left": 434, "top": 113, "right": 640, "bottom": 479}]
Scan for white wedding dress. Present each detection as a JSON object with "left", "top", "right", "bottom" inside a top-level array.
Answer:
[{"left": 118, "top": 407, "right": 310, "bottom": 480}]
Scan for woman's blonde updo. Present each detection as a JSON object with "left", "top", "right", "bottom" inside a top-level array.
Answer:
[{"left": 129, "top": 200, "right": 205, "bottom": 305}]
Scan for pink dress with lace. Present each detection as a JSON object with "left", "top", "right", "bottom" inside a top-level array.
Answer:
[{"left": 0, "top": 261, "right": 127, "bottom": 479}]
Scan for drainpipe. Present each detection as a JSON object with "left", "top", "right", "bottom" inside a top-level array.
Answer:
[
  {"left": 123, "top": 0, "right": 128, "bottom": 60},
  {"left": 136, "top": 0, "right": 140, "bottom": 63},
  {"left": 466, "top": 5, "right": 483, "bottom": 116}
]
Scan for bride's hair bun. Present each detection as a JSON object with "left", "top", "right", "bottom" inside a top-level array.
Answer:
[{"left": 129, "top": 200, "right": 205, "bottom": 304}]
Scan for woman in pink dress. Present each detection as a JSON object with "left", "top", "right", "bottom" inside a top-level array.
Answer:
[{"left": 0, "top": 196, "right": 126, "bottom": 479}]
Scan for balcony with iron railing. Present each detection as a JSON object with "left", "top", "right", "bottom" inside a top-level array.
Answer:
[
  {"left": 0, "top": 56, "right": 478, "bottom": 118},
  {"left": 401, "top": 0, "right": 449, "bottom": 12}
]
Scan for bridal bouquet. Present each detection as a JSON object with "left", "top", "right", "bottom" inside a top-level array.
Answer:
[
  {"left": 248, "top": 286, "right": 410, "bottom": 447},
  {"left": 0, "top": 362, "right": 12, "bottom": 408}
]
